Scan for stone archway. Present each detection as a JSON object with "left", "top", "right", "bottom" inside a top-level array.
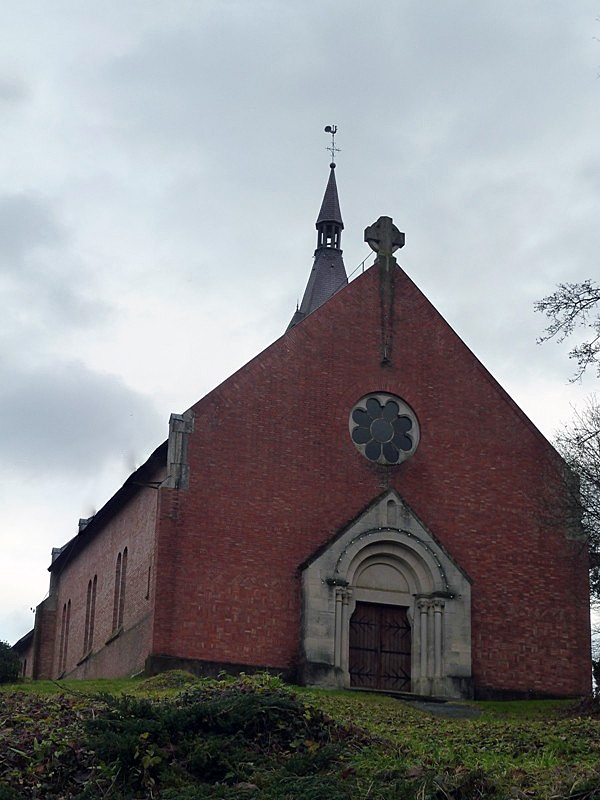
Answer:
[{"left": 300, "top": 491, "right": 472, "bottom": 698}]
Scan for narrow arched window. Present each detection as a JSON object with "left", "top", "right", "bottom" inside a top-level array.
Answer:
[
  {"left": 89, "top": 575, "right": 97, "bottom": 649},
  {"left": 118, "top": 548, "right": 127, "bottom": 629},
  {"left": 58, "top": 602, "right": 67, "bottom": 673},
  {"left": 84, "top": 575, "right": 98, "bottom": 653},
  {"left": 112, "top": 550, "right": 128, "bottom": 633},
  {"left": 386, "top": 499, "right": 397, "bottom": 527},
  {"left": 83, "top": 580, "right": 92, "bottom": 654},
  {"left": 112, "top": 553, "right": 122, "bottom": 632},
  {"left": 62, "top": 599, "right": 71, "bottom": 673}
]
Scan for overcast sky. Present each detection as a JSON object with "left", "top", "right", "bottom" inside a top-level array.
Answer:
[{"left": 1, "top": 1, "right": 599, "bottom": 645}]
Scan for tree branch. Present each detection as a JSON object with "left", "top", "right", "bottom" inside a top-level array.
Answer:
[{"left": 535, "top": 280, "right": 600, "bottom": 379}]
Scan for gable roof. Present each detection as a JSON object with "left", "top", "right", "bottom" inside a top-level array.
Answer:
[
  {"left": 48, "top": 440, "right": 167, "bottom": 573},
  {"left": 47, "top": 257, "right": 564, "bottom": 576}
]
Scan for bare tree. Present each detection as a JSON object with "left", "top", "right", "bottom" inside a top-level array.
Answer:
[
  {"left": 535, "top": 280, "right": 600, "bottom": 380},
  {"left": 554, "top": 396, "right": 600, "bottom": 603}
]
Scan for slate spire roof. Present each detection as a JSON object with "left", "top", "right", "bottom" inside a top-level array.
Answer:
[
  {"left": 287, "top": 163, "right": 348, "bottom": 330},
  {"left": 316, "top": 163, "right": 343, "bottom": 227}
]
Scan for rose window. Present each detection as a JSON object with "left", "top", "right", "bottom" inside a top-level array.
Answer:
[{"left": 349, "top": 393, "right": 419, "bottom": 465}]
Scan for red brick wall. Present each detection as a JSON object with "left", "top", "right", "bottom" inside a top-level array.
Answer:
[
  {"left": 152, "top": 263, "right": 590, "bottom": 696},
  {"left": 45, "top": 476, "right": 162, "bottom": 679},
  {"left": 32, "top": 597, "right": 57, "bottom": 680},
  {"left": 19, "top": 645, "right": 34, "bottom": 680}
]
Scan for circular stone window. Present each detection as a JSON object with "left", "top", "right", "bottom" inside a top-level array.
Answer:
[{"left": 349, "top": 393, "right": 419, "bottom": 465}]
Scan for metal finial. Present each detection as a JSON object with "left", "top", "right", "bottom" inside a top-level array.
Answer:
[{"left": 324, "top": 124, "right": 340, "bottom": 165}]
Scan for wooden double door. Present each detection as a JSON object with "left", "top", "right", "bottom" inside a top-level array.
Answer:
[{"left": 349, "top": 602, "right": 411, "bottom": 691}]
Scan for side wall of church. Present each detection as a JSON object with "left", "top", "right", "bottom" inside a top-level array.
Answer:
[
  {"left": 38, "top": 478, "right": 162, "bottom": 680},
  {"left": 19, "top": 641, "right": 35, "bottom": 679},
  {"left": 31, "top": 597, "right": 57, "bottom": 679},
  {"left": 151, "top": 263, "right": 590, "bottom": 697},
  {"left": 13, "top": 632, "right": 36, "bottom": 680}
]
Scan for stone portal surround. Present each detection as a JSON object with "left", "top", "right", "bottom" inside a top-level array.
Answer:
[
  {"left": 300, "top": 490, "right": 472, "bottom": 697},
  {"left": 416, "top": 596, "right": 446, "bottom": 695}
]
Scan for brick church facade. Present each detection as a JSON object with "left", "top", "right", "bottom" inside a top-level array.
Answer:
[{"left": 17, "top": 161, "right": 591, "bottom": 698}]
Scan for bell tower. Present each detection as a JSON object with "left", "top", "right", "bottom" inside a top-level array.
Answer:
[{"left": 287, "top": 126, "right": 348, "bottom": 330}]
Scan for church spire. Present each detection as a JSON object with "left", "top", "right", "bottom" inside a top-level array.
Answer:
[
  {"left": 316, "top": 163, "right": 344, "bottom": 248},
  {"left": 287, "top": 126, "right": 348, "bottom": 331}
]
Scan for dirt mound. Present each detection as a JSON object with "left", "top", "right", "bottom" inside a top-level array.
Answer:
[{"left": 135, "top": 669, "right": 200, "bottom": 691}]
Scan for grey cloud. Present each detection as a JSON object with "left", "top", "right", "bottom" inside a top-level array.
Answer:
[
  {"left": 0, "top": 193, "right": 65, "bottom": 263},
  {"left": 0, "top": 192, "right": 111, "bottom": 335},
  {"left": 92, "top": 1, "right": 596, "bottom": 214},
  {"left": 0, "top": 78, "right": 28, "bottom": 103},
  {"left": 0, "top": 360, "right": 164, "bottom": 477}
]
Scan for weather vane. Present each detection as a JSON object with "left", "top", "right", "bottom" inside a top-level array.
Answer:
[{"left": 324, "top": 124, "right": 340, "bottom": 165}]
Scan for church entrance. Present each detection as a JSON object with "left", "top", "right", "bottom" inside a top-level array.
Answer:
[
  {"left": 301, "top": 494, "right": 473, "bottom": 695},
  {"left": 349, "top": 602, "right": 411, "bottom": 691}
]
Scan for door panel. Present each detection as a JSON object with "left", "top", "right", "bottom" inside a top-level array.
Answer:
[{"left": 349, "top": 602, "right": 411, "bottom": 691}]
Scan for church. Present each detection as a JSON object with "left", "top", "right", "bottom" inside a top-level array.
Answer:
[{"left": 15, "top": 150, "right": 591, "bottom": 699}]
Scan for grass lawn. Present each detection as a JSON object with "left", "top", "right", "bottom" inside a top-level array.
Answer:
[
  {"left": 304, "top": 689, "right": 599, "bottom": 798},
  {"left": 1, "top": 673, "right": 598, "bottom": 799}
]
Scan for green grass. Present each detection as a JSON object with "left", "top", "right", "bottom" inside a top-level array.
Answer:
[
  {"left": 0, "top": 677, "right": 138, "bottom": 695},
  {"left": 0, "top": 668, "right": 201, "bottom": 697},
  {"left": 475, "top": 698, "right": 576, "bottom": 719},
  {"left": 1, "top": 674, "right": 599, "bottom": 799},
  {"left": 301, "top": 689, "right": 600, "bottom": 798}
]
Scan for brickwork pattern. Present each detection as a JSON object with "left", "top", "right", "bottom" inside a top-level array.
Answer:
[
  {"left": 32, "top": 597, "right": 57, "bottom": 679},
  {"left": 152, "top": 263, "right": 590, "bottom": 697},
  {"left": 45, "top": 477, "right": 162, "bottom": 679}
]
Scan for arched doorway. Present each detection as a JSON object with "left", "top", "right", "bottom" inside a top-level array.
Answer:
[{"left": 300, "top": 491, "right": 472, "bottom": 698}]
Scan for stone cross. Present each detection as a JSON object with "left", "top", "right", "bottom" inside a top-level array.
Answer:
[
  {"left": 364, "top": 216, "right": 405, "bottom": 367},
  {"left": 364, "top": 216, "right": 405, "bottom": 255}
]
